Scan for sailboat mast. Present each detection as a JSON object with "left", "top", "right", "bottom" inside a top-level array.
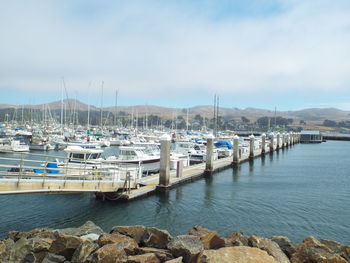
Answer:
[
  {"left": 100, "top": 81, "right": 104, "bottom": 129},
  {"left": 60, "top": 80, "right": 64, "bottom": 134},
  {"left": 87, "top": 83, "right": 90, "bottom": 131},
  {"left": 115, "top": 90, "right": 118, "bottom": 127}
]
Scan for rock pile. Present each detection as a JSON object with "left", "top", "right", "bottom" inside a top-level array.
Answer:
[{"left": 0, "top": 221, "right": 348, "bottom": 263}]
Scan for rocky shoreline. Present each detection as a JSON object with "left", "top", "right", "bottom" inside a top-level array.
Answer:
[{"left": 0, "top": 221, "right": 348, "bottom": 263}]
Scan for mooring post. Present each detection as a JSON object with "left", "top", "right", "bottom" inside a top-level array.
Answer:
[
  {"left": 261, "top": 133, "right": 266, "bottom": 155},
  {"left": 233, "top": 135, "right": 240, "bottom": 165},
  {"left": 269, "top": 133, "right": 274, "bottom": 152},
  {"left": 159, "top": 134, "right": 171, "bottom": 188},
  {"left": 287, "top": 133, "right": 290, "bottom": 147},
  {"left": 205, "top": 135, "right": 214, "bottom": 173},
  {"left": 282, "top": 133, "right": 285, "bottom": 149},
  {"left": 249, "top": 134, "right": 255, "bottom": 159},
  {"left": 276, "top": 132, "right": 281, "bottom": 150}
]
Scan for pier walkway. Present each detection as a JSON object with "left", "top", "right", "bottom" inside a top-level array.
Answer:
[{"left": 0, "top": 133, "right": 300, "bottom": 199}]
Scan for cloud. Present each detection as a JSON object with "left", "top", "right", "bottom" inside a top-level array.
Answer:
[{"left": 0, "top": 0, "right": 350, "bottom": 101}]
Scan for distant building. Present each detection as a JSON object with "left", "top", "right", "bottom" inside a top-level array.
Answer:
[{"left": 300, "top": 130, "right": 323, "bottom": 143}]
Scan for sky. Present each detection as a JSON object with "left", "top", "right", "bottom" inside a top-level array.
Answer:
[{"left": 1, "top": 0, "right": 350, "bottom": 110}]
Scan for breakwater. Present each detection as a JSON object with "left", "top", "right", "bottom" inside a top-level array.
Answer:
[{"left": 0, "top": 221, "right": 349, "bottom": 263}]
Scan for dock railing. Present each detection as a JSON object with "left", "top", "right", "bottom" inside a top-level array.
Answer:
[{"left": 0, "top": 152, "right": 142, "bottom": 194}]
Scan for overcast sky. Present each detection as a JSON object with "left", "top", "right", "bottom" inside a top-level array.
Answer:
[{"left": 1, "top": 0, "right": 350, "bottom": 110}]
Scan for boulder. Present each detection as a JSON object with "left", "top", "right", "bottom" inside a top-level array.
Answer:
[
  {"left": 136, "top": 247, "right": 174, "bottom": 261},
  {"left": 49, "top": 232, "right": 83, "bottom": 260},
  {"left": 7, "top": 228, "right": 55, "bottom": 241},
  {"left": 0, "top": 239, "right": 14, "bottom": 262},
  {"left": 225, "top": 231, "right": 250, "bottom": 246},
  {"left": 98, "top": 233, "right": 138, "bottom": 255},
  {"left": 127, "top": 252, "right": 160, "bottom": 263},
  {"left": 165, "top": 257, "right": 183, "bottom": 263},
  {"left": 41, "top": 252, "right": 66, "bottom": 263},
  {"left": 29, "top": 236, "right": 54, "bottom": 252},
  {"left": 188, "top": 226, "right": 225, "bottom": 249},
  {"left": 91, "top": 243, "right": 127, "bottom": 263},
  {"left": 248, "top": 235, "right": 290, "bottom": 263},
  {"left": 58, "top": 221, "right": 104, "bottom": 237},
  {"left": 71, "top": 240, "right": 99, "bottom": 263},
  {"left": 270, "top": 236, "right": 297, "bottom": 259},
  {"left": 291, "top": 236, "right": 347, "bottom": 263},
  {"left": 81, "top": 233, "right": 100, "bottom": 242},
  {"left": 111, "top": 225, "right": 146, "bottom": 244},
  {"left": 6, "top": 237, "right": 32, "bottom": 263},
  {"left": 167, "top": 235, "right": 203, "bottom": 263},
  {"left": 197, "top": 246, "right": 278, "bottom": 263},
  {"left": 0, "top": 240, "right": 7, "bottom": 255},
  {"left": 142, "top": 228, "right": 172, "bottom": 249},
  {"left": 319, "top": 239, "right": 350, "bottom": 262}
]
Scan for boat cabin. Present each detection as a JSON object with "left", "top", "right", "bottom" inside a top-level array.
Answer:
[
  {"left": 64, "top": 146, "right": 103, "bottom": 163},
  {"left": 300, "top": 130, "right": 323, "bottom": 143}
]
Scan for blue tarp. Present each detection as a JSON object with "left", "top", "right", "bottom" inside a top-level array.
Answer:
[
  {"left": 215, "top": 140, "right": 233, "bottom": 149},
  {"left": 34, "top": 162, "right": 61, "bottom": 174}
]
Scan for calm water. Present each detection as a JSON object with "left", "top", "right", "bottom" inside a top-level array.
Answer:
[{"left": 0, "top": 141, "right": 349, "bottom": 243}]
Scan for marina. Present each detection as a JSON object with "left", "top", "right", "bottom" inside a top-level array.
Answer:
[
  {"left": 0, "top": 131, "right": 300, "bottom": 200},
  {"left": 1, "top": 1, "right": 350, "bottom": 261},
  {"left": 0, "top": 140, "right": 348, "bottom": 245}
]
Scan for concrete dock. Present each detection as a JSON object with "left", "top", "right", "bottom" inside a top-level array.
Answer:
[
  {"left": 0, "top": 132, "right": 300, "bottom": 199},
  {"left": 120, "top": 132, "right": 301, "bottom": 201}
]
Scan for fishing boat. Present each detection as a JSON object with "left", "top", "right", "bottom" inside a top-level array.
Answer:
[
  {"left": 60, "top": 145, "right": 142, "bottom": 180},
  {"left": 0, "top": 139, "right": 29, "bottom": 153},
  {"left": 105, "top": 146, "right": 160, "bottom": 174}
]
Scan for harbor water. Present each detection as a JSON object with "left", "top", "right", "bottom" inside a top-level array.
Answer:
[{"left": 0, "top": 140, "right": 349, "bottom": 243}]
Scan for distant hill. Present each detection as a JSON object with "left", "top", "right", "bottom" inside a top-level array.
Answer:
[
  {"left": 1, "top": 100, "right": 350, "bottom": 121},
  {"left": 0, "top": 99, "right": 98, "bottom": 111}
]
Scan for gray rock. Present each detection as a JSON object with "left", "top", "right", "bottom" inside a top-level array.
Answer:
[
  {"left": 225, "top": 231, "right": 250, "bottom": 246},
  {"left": 167, "top": 235, "right": 203, "bottom": 263},
  {"left": 165, "top": 257, "right": 183, "bottom": 263},
  {"left": 142, "top": 228, "right": 172, "bottom": 249},
  {"left": 42, "top": 252, "right": 66, "bottom": 263},
  {"left": 7, "top": 237, "right": 32, "bottom": 263},
  {"left": 197, "top": 246, "right": 278, "bottom": 263},
  {"left": 49, "top": 232, "right": 83, "bottom": 260},
  {"left": 249, "top": 235, "right": 290, "bottom": 263},
  {"left": 136, "top": 247, "right": 174, "bottom": 261},
  {"left": 98, "top": 233, "right": 138, "bottom": 255},
  {"left": 127, "top": 253, "right": 160, "bottom": 263},
  {"left": 7, "top": 228, "right": 55, "bottom": 242},
  {"left": 111, "top": 225, "right": 146, "bottom": 244},
  {"left": 91, "top": 243, "right": 127, "bottom": 263},
  {"left": 270, "top": 236, "right": 297, "bottom": 259},
  {"left": 71, "top": 240, "right": 99, "bottom": 263},
  {"left": 29, "top": 236, "right": 54, "bottom": 252},
  {"left": 58, "top": 221, "right": 104, "bottom": 237},
  {"left": 188, "top": 226, "right": 225, "bottom": 249},
  {"left": 291, "top": 236, "right": 347, "bottom": 263},
  {"left": 319, "top": 239, "right": 350, "bottom": 262},
  {"left": 80, "top": 233, "right": 100, "bottom": 242}
]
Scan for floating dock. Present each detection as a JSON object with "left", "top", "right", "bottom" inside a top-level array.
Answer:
[
  {"left": 120, "top": 132, "right": 300, "bottom": 201},
  {"left": 0, "top": 132, "right": 300, "bottom": 200}
]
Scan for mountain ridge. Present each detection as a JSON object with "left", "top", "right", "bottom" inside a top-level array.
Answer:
[{"left": 1, "top": 100, "right": 350, "bottom": 121}]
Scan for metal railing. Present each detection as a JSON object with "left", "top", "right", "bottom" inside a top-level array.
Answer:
[{"left": 0, "top": 152, "right": 142, "bottom": 191}]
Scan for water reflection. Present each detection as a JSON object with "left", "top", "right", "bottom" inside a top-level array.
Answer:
[
  {"left": 269, "top": 151, "right": 274, "bottom": 162},
  {"left": 175, "top": 188, "right": 182, "bottom": 201},
  {"left": 248, "top": 159, "right": 254, "bottom": 174},
  {"left": 232, "top": 166, "right": 240, "bottom": 182},
  {"left": 204, "top": 175, "right": 214, "bottom": 208},
  {"left": 261, "top": 155, "right": 266, "bottom": 167}
]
